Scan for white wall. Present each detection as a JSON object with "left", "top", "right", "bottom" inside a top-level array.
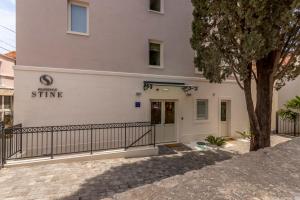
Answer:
[
  {"left": 278, "top": 77, "right": 300, "bottom": 108},
  {"left": 14, "top": 66, "right": 250, "bottom": 143}
]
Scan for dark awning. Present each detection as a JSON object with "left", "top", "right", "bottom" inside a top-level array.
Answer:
[{"left": 143, "top": 81, "right": 198, "bottom": 95}]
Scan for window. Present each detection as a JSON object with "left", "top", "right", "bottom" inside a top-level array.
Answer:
[
  {"left": 151, "top": 102, "right": 162, "bottom": 124},
  {"left": 149, "top": 41, "right": 163, "bottom": 67},
  {"left": 196, "top": 99, "right": 208, "bottom": 120},
  {"left": 221, "top": 102, "right": 227, "bottom": 121},
  {"left": 165, "top": 102, "right": 175, "bottom": 124},
  {"left": 4, "top": 96, "right": 12, "bottom": 109},
  {"left": 149, "top": 0, "right": 163, "bottom": 13},
  {"left": 68, "top": 1, "right": 89, "bottom": 35}
]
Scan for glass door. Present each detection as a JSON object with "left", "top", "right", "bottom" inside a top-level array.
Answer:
[{"left": 151, "top": 100, "right": 177, "bottom": 143}]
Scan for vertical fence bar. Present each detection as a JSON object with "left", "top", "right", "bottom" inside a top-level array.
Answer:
[
  {"left": 0, "top": 122, "right": 4, "bottom": 168},
  {"left": 124, "top": 123, "right": 127, "bottom": 149},
  {"left": 51, "top": 127, "right": 54, "bottom": 159},
  {"left": 90, "top": 125, "right": 93, "bottom": 155},
  {"left": 3, "top": 125, "right": 6, "bottom": 165},
  {"left": 276, "top": 112, "right": 279, "bottom": 134},
  {"left": 153, "top": 124, "right": 156, "bottom": 147},
  {"left": 294, "top": 117, "right": 297, "bottom": 137},
  {"left": 20, "top": 125, "right": 23, "bottom": 154}
]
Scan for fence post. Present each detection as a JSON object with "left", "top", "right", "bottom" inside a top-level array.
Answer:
[
  {"left": 294, "top": 117, "right": 297, "bottom": 137},
  {"left": 90, "top": 125, "right": 93, "bottom": 155},
  {"left": 153, "top": 124, "right": 156, "bottom": 147},
  {"left": 1, "top": 123, "right": 4, "bottom": 167},
  {"left": 20, "top": 125, "right": 23, "bottom": 154},
  {"left": 276, "top": 112, "right": 279, "bottom": 134},
  {"left": 125, "top": 123, "right": 127, "bottom": 150},
  {"left": 50, "top": 127, "right": 54, "bottom": 159}
]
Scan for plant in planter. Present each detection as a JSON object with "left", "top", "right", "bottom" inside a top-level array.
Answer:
[
  {"left": 236, "top": 130, "right": 252, "bottom": 140},
  {"left": 205, "top": 135, "right": 226, "bottom": 147}
]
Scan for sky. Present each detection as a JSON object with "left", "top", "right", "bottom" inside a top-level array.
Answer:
[{"left": 0, "top": 0, "right": 16, "bottom": 54}]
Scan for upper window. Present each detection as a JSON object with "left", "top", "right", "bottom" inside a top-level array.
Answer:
[
  {"left": 149, "top": 41, "right": 163, "bottom": 67},
  {"left": 68, "top": 1, "right": 89, "bottom": 35},
  {"left": 196, "top": 99, "right": 209, "bottom": 120},
  {"left": 149, "top": 0, "right": 164, "bottom": 13}
]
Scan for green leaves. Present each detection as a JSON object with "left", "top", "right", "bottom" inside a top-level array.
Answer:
[
  {"left": 286, "top": 95, "right": 300, "bottom": 110},
  {"left": 191, "top": 0, "right": 300, "bottom": 85},
  {"left": 278, "top": 96, "right": 300, "bottom": 120},
  {"left": 205, "top": 135, "right": 226, "bottom": 147}
]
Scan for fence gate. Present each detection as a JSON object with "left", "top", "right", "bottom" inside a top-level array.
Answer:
[{"left": 0, "top": 124, "right": 23, "bottom": 168}]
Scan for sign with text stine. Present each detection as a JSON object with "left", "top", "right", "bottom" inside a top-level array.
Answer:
[{"left": 32, "top": 74, "right": 63, "bottom": 98}]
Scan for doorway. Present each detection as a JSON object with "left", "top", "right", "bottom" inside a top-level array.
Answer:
[
  {"left": 220, "top": 100, "right": 231, "bottom": 137},
  {"left": 151, "top": 100, "right": 177, "bottom": 144}
]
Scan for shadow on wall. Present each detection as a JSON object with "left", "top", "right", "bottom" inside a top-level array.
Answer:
[{"left": 60, "top": 148, "right": 235, "bottom": 200}]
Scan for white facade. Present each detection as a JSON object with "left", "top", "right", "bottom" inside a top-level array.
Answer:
[
  {"left": 14, "top": 66, "right": 249, "bottom": 143},
  {"left": 15, "top": 0, "right": 252, "bottom": 144}
]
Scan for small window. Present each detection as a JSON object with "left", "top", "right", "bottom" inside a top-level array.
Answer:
[
  {"left": 149, "top": 41, "right": 162, "bottom": 67},
  {"left": 68, "top": 1, "right": 89, "bottom": 34},
  {"left": 4, "top": 96, "right": 11, "bottom": 110},
  {"left": 196, "top": 99, "right": 208, "bottom": 120},
  {"left": 149, "top": 0, "right": 163, "bottom": 13},
  {"left": 221, "top": 102, "right": 227, "bottom": 121},
  {"left": 151, "top": 102, "right": 162, "bottom": 124}
]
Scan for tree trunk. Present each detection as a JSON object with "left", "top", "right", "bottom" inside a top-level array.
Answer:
[
  {"left": 254, "top": 51, "right": 278, "bottom": 149},
  {"left": 243, "top": 64, "right": 261, "bottom": 151},
  {"left": 243, "top": 50, "right": 278, "bottom": 151}
]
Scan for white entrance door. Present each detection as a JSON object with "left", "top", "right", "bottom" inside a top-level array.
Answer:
[
  {"left": 220, "top": 100, "right": 231, "bottom": 137},
  {"left": 151, "top": 100, "right": 177, "bottom": 144}
]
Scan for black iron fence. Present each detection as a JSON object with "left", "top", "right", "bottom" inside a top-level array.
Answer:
[
  {"left": 0, "top": 122, "right": 155, "bottom": 166},
  {"left": 276, "top": 113, "right": 300, "bottom": 137},
  {"left": 0, "top": 122, "right": 3, "bottom": 168}
]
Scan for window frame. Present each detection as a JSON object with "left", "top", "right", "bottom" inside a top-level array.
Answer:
[
  {"left": 194, "top": 98, "right": 210, "bottom": 122},
  {"left": 148, "top": 40, "right": 164, "bottom": 69},
  {"left": 67, "top": 1, "right": 90, "bottom": 36},
  {"left": 149, "top": 0, "right": 164, "bottom": 14}
]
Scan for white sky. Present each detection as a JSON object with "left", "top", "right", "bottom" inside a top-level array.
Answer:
[{"left": 0, "top": 0, "right": 16, "bottom": 54}]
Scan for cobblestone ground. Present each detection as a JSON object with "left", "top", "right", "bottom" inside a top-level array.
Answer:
[{"left": 0, "top": 138, "right": 299, "bottom": 200}]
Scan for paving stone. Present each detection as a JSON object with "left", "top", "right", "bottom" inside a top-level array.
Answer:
[{"left": 0, "top": 138, "right": 299, "bottom": 200}]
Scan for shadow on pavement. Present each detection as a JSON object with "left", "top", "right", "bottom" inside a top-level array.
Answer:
[{"left": 60, "top": 148, "right": 235, "bottom": 200}]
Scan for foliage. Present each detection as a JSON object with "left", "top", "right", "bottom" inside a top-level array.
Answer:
[
  {"left": 205, "top": 135, "right": 226, "bottom": 147},
  {"left": 278, "top": 109, "right": 297, "bottom": 120},
  {"left": 191, "top": 0, "right": 300, "bottom": 87},
  {"left": 278, "top": 96, "right": 300, "bottom": 120},
  {"left": 286, "top": 96, "right": 300, "bottom": 111},
  {"left": 236, "top": 130, "right": 252, "bottom": 140},
  {"left": 191, "top": 0, "right": 300, "bottom": 150}
]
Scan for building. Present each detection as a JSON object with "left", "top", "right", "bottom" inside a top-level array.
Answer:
[
  {"left": 0, "top": 52, "right": 15, "bottom": 124},
  {"left": 15, "top": 0, "right": 250, "bottom": 144}
]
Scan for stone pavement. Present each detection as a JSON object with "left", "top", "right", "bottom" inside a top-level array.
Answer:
[
  {"left": 0, "top": 138, "right": 299, "bottom": 200},
  {"left": 0, "top": 145, "right": 233, "bottom": 200}
]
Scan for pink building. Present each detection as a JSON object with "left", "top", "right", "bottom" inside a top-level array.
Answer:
[{"left": 0, "top": 51, "right": 15, "bottom": 124}]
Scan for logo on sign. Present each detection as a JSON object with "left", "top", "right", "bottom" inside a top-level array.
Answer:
[
  {"left": 40, "top": 74, "right": 54, "bottom": 86},
  {"left": 32, "top": 74, "right": 63, "bottom": 99}
]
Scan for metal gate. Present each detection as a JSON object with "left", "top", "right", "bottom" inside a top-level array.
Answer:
[{"left": 1, "top": 124, "right": 23, "bottom": 167}]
